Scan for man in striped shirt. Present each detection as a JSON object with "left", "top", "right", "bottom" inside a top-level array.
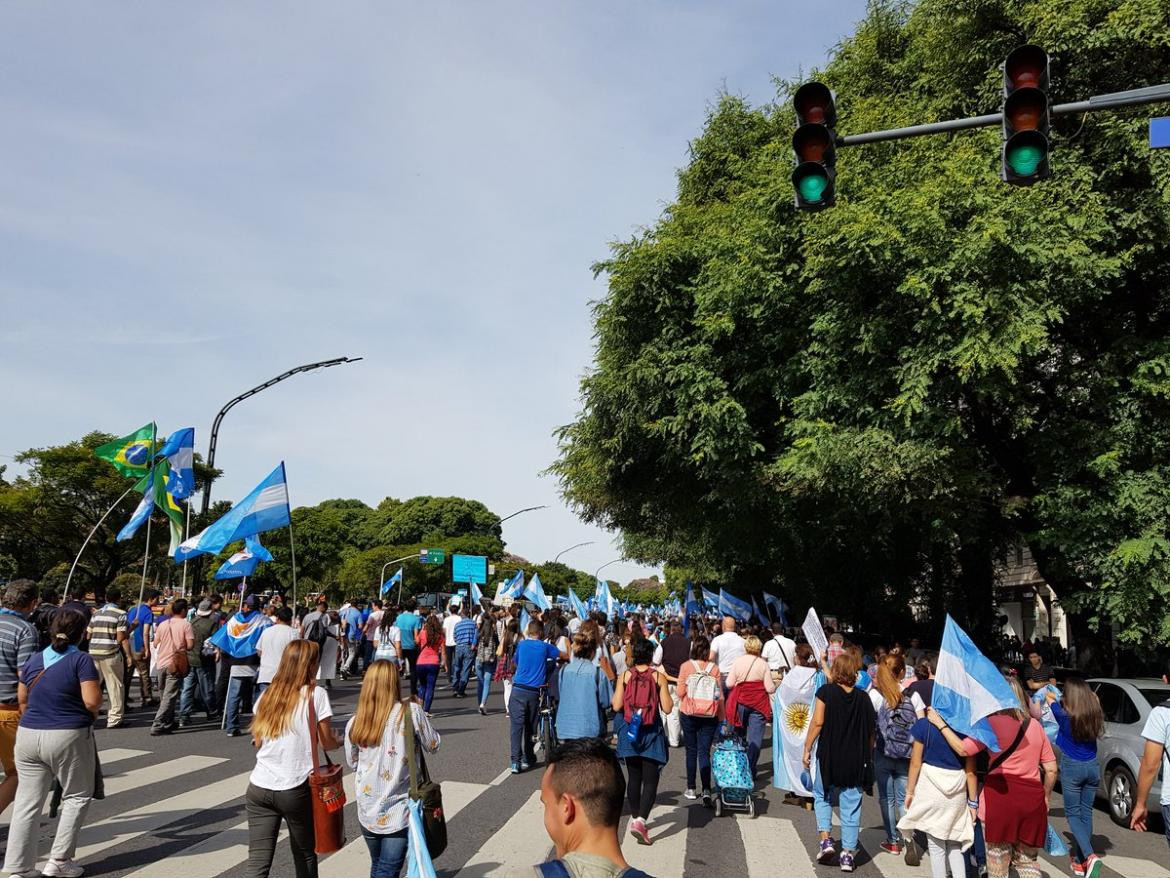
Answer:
[
  {"left": 88, "top": 586, "right": 131, "bottom": 729},
  {"left": 0, "top": 580, "right": 39, "bottom": 814},
  {"left": 451, "top": 608, "right": 479, "bottom": 698}
]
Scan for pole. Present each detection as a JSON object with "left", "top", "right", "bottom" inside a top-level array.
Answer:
[
  {"left": 180, "top": 497, "right": 192, "bottom": 595},
  {"left": 837, "top": 83, "right": 1170, "bottom": 147},
  {"left": 135, "top": 425, "right": 158, "bottom": 612},
  {"left": 62, "top": 482, "right": 138, "bottom": 600},
  {"left": 201, "top": 356, "right": 362, "bottom": 515},
  {"left": 288, "top": 523, "right": 299, "bottom": 608},
  {"left": 553, "top": 541, "right": 595, "bottom": 564}
]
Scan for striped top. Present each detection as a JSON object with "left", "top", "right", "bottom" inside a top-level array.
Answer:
[
  {"left": 0, "top": 610, "right": 38, "bottom": 703},
  {"left": 89, "top": 603, "right": 129, "bottom": 658},
  {"left": 454, "top": 618, "right": 478, "bottom": 647}
]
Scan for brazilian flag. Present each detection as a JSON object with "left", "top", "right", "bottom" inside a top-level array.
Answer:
[{"left": 94, "top": 423, "right": 157, "bottom": 477}]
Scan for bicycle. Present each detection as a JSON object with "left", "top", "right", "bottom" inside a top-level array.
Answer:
[{"left": 533, "top": 684, "right": 558, "bottom": 762}]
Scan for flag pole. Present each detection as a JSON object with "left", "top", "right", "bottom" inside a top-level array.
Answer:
[
  {"left": 63, "top": 482, "right": 138, "bottom": 601},
  {"left": 180, "top": 497, "right": 192, "bottom": 596},
  {"left": 287, "top": 524, "right": 298, "bottom": 607},
  {"left": 135, "top": 424, "right": 158, "bottom": 611}
]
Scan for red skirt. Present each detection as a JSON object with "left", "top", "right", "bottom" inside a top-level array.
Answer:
[{"left": 981, "top": 773, "right": 1047, "bottom": 848}]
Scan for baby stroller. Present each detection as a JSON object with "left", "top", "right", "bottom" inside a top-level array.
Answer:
[{"left": 710, "top": 723, "right": 755, "bottom": 818}]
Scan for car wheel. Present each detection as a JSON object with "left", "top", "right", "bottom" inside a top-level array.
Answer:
[{"left": 1106, "top": 764, "right": 1137, "bottom": 827}]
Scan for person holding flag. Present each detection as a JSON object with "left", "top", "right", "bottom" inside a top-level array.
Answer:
[{"left": 209, "top": 595, "right": 272, "bottom": 737}]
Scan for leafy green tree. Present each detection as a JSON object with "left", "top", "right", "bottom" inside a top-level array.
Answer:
[
  {"left": 378, "top": 496, "right": 502, "bottom": 546},
  {"left": 552, "top": 0, "right": 1170, "bottom": 646}
]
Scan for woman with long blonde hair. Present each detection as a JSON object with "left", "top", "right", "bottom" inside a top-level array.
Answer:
[
  {"left": 246, "top": 639, "right": 341, "bottom": 878},
  {"left": 344, "top": 660, "right": 440, "bottom": 878}
]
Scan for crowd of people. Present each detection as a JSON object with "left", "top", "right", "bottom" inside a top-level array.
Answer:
[{"left": 0, "top": 576, "right": 1167, "bottom": 878}]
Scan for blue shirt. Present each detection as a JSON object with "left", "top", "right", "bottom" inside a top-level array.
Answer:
[
  {"left": 341, "top": 607, "right": 363, "bottom": 640},
  {"left": 453, "top": 619, "right": 477, "bottom": 648},
  {"left": 19, "top": 650, "right": 99, "bottom": 730},
  {"left": 127, "top": 604, "right": 154, "bottom": 652},
  {"left": 1051, "top": 701, "right": 1097, "bottom": 762},
  {"left": 556, "top": 659, "right": 613, "bottom": 740},
  {"left": 513, "top": 639, "right": 561, "bottom": 689},
  {"left": 911, "top": 717, "right": 964, "bottom": 770},
  {"left": 396, "top": 613, "right": 421, "bottom": 650}
]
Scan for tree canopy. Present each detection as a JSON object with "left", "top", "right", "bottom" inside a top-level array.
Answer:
[{"left": 552, "top": 0, "right": 1170, "bottom": 645}]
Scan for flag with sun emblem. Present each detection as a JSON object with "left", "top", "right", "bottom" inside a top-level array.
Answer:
[
  {"left": 94, "top": 423, "right": 157, "bottom": 477},
  {"left": 773, "top": 665, "right": 818, "bottom": 796}
]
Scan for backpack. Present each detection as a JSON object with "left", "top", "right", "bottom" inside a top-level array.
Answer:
[
  {"left": 622, "top": 667, "right": 659, "bottom": 725},
  {"left": 681, "top": 662, "right": 721, "bottom": 718},
  {"left": 302, "top": 615, "right": 330, "bottom": 646},
  {"left": 536, "top": 862, "right": 651, "bottom": 878},
  {"left": 877, "top": 694, "right": 917, "bottom": 760}
]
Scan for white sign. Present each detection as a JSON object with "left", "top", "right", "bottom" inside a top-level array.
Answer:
[{"left": 802, "top": 606, "right": 828, "bottom": 664}]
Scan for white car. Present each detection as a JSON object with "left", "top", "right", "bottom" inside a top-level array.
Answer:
[{"left": 1087, "top": 678, "right": 1168, "bottom": 826}]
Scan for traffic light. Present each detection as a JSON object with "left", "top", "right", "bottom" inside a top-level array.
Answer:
[
  {"left": 792, "top": 82, "right": 837, "bottom": 209},
  {"left": 1001, "top": 45, "right": 1051, "bottom": 184}
]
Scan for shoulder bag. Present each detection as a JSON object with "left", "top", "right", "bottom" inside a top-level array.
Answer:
[
  {"left": 161, "top": 620, "right": 189, "bottom": 678},
  {"left": 404, "top": 700, "right": 447, "bottom": 857},
  {"left": 307, "top": 689, "right": 346, "bottom": 854}
]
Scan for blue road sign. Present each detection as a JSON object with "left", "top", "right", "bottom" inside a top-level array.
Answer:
[
  {"left": 1151, "top": 117, "right": 1170, "bottom": 149},
  {"left": 451, "top": 554, "right": 488, "bottom": 585}
]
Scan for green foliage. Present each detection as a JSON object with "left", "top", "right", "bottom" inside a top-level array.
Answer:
[{"left": 552, "top": 0, "right": 1170, "bottom": 644}]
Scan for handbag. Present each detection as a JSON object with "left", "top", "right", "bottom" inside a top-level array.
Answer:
[
  {"left": 307, "top": 690, "right": 346, "bottom": 854},
  {"left": 404, "top": 700, "right": 448, "bottom": 858}
]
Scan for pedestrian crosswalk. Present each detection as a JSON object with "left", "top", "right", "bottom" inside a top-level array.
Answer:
[{"left": 1, "top": 738, "right": 1167, "bottom": 878}]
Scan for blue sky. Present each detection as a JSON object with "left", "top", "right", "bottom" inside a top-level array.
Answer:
[{"left": 0, "top": 1, "right": 868, "bottom": 586}]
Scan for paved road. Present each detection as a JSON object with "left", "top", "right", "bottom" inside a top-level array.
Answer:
[{"left": 1, "top": 674, "right": 1166, "bottom": 877}]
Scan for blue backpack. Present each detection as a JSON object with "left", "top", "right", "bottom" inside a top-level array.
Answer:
[{"left": 877, "top": 694, "right": 917, "bottom": 760}]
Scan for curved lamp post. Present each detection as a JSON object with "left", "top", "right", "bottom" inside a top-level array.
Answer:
[{"left": 553, "top": 541, "right": 595, "bottom": 564}]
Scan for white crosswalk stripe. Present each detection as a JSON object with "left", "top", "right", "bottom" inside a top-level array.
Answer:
[
  {"left": 736, "top": 809, "right": 817, "bottom": 878},
  {"left": 454, "top": 789, "right": 553, "bottom": 875}
]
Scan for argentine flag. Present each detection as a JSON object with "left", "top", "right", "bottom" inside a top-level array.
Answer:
[
  {"left": 594, "top": 578, "right": 615, "bottom": 616},
  {"left": 208, "top": 608, "right": 271, "bottom": 658},
  {"left": 701, "top": 586, "right": 721, "bottom": 610},
  {"left": 214, "top": 534, "right": 273, "bottom": 580},
  {"left": 156, "top": 427, "right": 196, "bottom": 500},
  {"left": 382, "top": 567, "right": 403, "bottom": 596},
  {"left": 174, "top": 463, "right": 291, "bottom": 562},
  {"left": 501, "top": 569, "right": 525, "bottom": 600},
  {"left": 934, "top": 615, "right": 1022, "bottom": 751},
  {"left": 719, "top": 588, "right": 754, "bottom": 623},
  {"left": 523, "top": 573, "right": 551, "bottom": 610},
  {"left": 116, "top": 467, "right": 159, "bottom": 542},
  {"left": 470, "top": 580, "right": 484, "bottom": 604},
  {"left": 763, "top": 591, "right": 787, "bottom": 625},
  {"left": 567, "top": 588, "right": 589, "bottom": 620}
]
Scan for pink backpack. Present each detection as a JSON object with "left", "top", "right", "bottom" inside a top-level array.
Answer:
[{"left": 681, "top": 662, "right": 720, "bottom": 717}]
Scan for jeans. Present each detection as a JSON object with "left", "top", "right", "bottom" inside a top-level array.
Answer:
[
  {"left": 452, "top": 645, "right": 474, "bottom": 695},
  {"left": 1061, "top": 755, "right": 1099, "bottom": 861},
  {"left": 2, "top": 728, "right": 94, "bottom": 873},
  {"left": 477, "top": 660, "right": 496, "bottom": 705},
  {"left": 180, "top": 659, "right": 217, "bottom": 721},
  {"left": 813, "top": 770, "right": 863, "bottom": 852},
  {"left": 225, "top": 676, "right": 256, "bottom": 734},
  {"left": 679, "top": 713, "right": 717, "bottom": 790},
  {"left": 741, "top": 706, "right": 765, "bottom": 780},
  {"left": 245, "top": 781, "right": 317, "bottom": 878},
  {"left": 509, "top": 685, "right": 540, "bottom": 765},
  {"left": 362, "top": 826, "right": 408, "bottom": 878},
  {"left": 416, "top": 663, "right": 440, "bottom": 712},
  {"left": 874, "top": 751, "right": 910, "bottom": 843}
]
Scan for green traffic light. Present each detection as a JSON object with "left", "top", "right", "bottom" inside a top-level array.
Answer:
[
  {"left": 1007, "top": 142, "right": 1044, "bottom": 176},
  {"left": 797, "top": 171, "right": 829, "bottom": 202}
]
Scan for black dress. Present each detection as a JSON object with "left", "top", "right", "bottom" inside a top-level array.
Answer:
[{"left": 815, "top": 682, "right": 875, "bottom": 789}]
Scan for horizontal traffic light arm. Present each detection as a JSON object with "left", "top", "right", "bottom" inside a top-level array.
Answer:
[{"left": 836, "top": 83, "right": 1170, "bottom": 147}]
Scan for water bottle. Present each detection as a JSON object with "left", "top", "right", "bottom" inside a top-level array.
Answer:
[{"left": 626, "top": 708, "right": 643, "bottom": 742}]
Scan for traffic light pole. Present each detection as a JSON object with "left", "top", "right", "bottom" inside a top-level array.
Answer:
[{"left": 836, "top": 83, "right": 1170, "bottom": 147}]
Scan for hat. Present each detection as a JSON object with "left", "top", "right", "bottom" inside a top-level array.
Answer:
[
  {"left": 196, "top": 599, "right": 213, "bottom": 617},
  {"left": 242, "top": 595, "right": 257, "bottom": 609}
]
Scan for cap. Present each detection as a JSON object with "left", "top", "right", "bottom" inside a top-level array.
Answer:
[
  {"left": 242, "top": 595, "right": 257, "bottom": 609},
  {"left": 196, "top": 599, "right": 213, "bottom": 617}
]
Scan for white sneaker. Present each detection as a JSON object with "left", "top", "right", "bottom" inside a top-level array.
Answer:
[
  {"left": 684, "top": 788, "right": 697, "bottom": 800},
  {"left": 43, "top": 860, "right": 85, "bottom": 877}
]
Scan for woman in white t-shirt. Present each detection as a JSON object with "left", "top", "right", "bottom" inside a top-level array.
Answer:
[
  {"left": 374, "top": 609, "right": 403, "bottom": 664},
  {"left": 247, "top": 639, "right": 341, "bottom": 878}
]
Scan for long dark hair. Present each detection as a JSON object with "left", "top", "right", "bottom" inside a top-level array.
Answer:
[
  {"left": 379, "top": 609, "right": 398, "bottom": 635},
  {"left": 422, "top": 613, "right": 444, "bottom": 647},
  {"left": 1062, "top": 678, "right": 1105, "bottom": 742}
]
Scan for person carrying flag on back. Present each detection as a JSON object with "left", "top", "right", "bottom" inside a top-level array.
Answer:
[{"left": 209, "top": 595, "right": 271, "bottom": 737}]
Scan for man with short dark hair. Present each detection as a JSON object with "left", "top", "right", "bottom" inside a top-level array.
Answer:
[
  {"left": 126, "top": 588, "right": 160, "bottom": 708},
  {"left": 28, "top": 587, "right": 59, "bottom": 650},
  {"left": 1024, "top": 649, "right": 1056, "bottom": 691},
  {"left": 179, "top": 599, "right": 220, "bottom": 726},
  {"left": 88, "top": 586, "right": 130, "bottom": 728},
  {"left": 537, "top": 739, "right": 651, "bottom": 877},
  {"left": 151, "top": 599, "right": 194, "bottom": 735},
  {"left": 397, "top": 599, "right": 422, "bottom": 694},
  {"left": 0, "top": 580, "right": 39, "bottom": 814},
  {"left": 452, "top": 608, "right": 478, "bottom": 698}
]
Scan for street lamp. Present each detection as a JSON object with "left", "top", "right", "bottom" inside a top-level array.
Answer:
[
  {"left": 378, "top": 554, "right": 418, "bottom": 605},
  {"left": 553, "top": 541, "right": 595, "bottom": 564},
  {"left": 201, "top": 356, "right": 362, "bottom": 515},
  {"left": 594, "top": 558, "right": 622, "bottom": 580},
  {"left": 496, "top": 505, "right": 548, "bottom": 525}
]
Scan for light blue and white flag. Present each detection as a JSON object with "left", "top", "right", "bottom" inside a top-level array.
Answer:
[
  {"left": 156, "top": 427, "right": 196, "bottom": 500},
  {"left": 751, "top": 594, "right": 766, "bottom": 623},
  {"left": 382, "top": 567, "right": 403, "bottom": 596},
  {"left": 934, "top": 615, "right": 1021, "bottom": 751},
  {"left": 683, "top": 583, "right": 704, "bottom": 636},
  {"left": 763, "top": 591, "right": 787, "bottom": 625},
  {"left": 524, "top": 572, "right": 552, "bottom": 611},
  {"left": 116, "top": 468, "right": 158, "bottom": 542},
  {"left": 701, "top": 586, "right": 721, "bottom": 610},
  {"left": 501, "top": 569, "right": 526, "bottom": 600},
  {"left": 567, "top": 588, "right": 589, "bottom": 620},
  {"left": 405, "top": 798, "right": 438, "bottom": 878},
  {"left": 174, "top": 463, "right": 291, "bottom": 562},
  {"left": 595, "top": 578, "right": 616, "bottom": 616},
  {"left": 470, "top": 580, "right": 484, "bottom": 604},
  {"left": 519, "top": 607, "right": 532, "bottom": 635},
  {"left": 207, "top": 608, "right": 271, "bottom": 658},
  {"left": 719, "top": 588, "right": 754, "bottom": 623},
  {"left": 214, "top": 534, "right": 273, "bottom": 580}
]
